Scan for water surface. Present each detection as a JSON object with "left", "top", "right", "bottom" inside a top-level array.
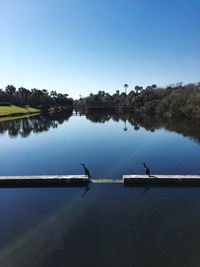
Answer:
[
  {"left": 1, "top": 111, "right": 200, "bottom": 267},
  {"left": 0, "top": 110, "right": 200, "bottom": 177},
  {"left": 0, "top": 185, "right": 200, "bottom": 267}
]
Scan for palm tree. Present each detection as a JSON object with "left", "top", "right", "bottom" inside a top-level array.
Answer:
[
  {"left": 50, "top": 91, "right": 57, "bottom": 97},
  {"left": 135, "top": 85, "right": 143, "bottom": 94},
  {"left": 124, "top": 84, "right": 128, "bottom": 94}
]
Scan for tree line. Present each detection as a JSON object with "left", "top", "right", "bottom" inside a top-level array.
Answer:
[
  {"left": 1, "top": 83, "right": 200, "bottom": 119},
  {"left": 0, "top": 85, "right": 73, "bottom": 110},
  {"left": 75, "top": 82, "right": 200, "bottom": 119}
]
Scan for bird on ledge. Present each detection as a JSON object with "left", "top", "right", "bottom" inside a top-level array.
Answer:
[
  {"left": 81, "top": 163, "right": 92, "bottom": 179},
  {"left": 142, "top": 162, "right": 151, "bottom": 177}
]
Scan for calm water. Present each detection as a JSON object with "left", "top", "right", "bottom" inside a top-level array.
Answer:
[
  {"left": 0, "top": 111, "right": 200, "bottom": 267},
  {"left": 1, "top": 186, "right": 200, "bottom": 267},
  {"left": 0, "top": 110, "right": 200, "bottom": 177}
]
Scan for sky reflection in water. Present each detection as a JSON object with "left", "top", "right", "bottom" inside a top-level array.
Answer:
[
  {"left": 0, "top": 185, "right": 200, "bottom": 267},
  {"left": 0, "top": 112, "right": 200, "bottom": 267},
  {"left": 0, "top": 111, "right": 200, "bottom": 177}
]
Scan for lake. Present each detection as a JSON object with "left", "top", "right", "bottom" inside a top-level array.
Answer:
[
  {"left": 0, "top": 110, "right": 200, "bottom": 177},
  {"left": 0, "top": 110, "right": 200, "bottom": 267},
  {"left": 1, "top": 185, "right": 200, "bottom": 267}
]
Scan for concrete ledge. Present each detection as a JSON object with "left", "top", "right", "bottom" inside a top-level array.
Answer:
[
  {"left": 123, "top": 175, "right": 200, "bottom": 186},
  {"left": 92, "top": 179, "right": 123, "bottom": 183},
  {"left": 1, "top": 175, "right": 200, "bottom": 188},
  {"left": 0, "top": 175, "right": 88, "bottom": 188}
]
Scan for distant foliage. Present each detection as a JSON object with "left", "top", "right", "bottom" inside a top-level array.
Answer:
[
  {"left": 75, "top": 83, "right": 200, "bottom": 119},
  {"left": 1, "top": 82, "right": 200, "bottom": 118},
  {"left": 0, "top": 85, "right": 73, "bottom": 110}
]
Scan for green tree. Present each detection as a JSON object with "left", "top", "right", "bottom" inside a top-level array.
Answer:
[{"left": 6, "top": 85, "right": 16, "bottom": 95}]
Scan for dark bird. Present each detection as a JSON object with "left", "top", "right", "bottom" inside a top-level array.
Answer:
[
  {"left": 142, "top": 162, "right": 151, "bottom": 177},
  {"left": 81, "top": 163, "right": 92, "bottom": 179}
]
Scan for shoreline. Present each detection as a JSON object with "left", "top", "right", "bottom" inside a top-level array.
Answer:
[
  {"left": 0, "top": 113, "right": 40, "bottom": 122},
  {"left": 0, "top": 105, "right": 40, "bottom": 122}
]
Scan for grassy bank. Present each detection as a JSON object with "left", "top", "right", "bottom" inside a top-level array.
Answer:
[{"left": 0, "top": 105, "right": 40, "bottom": 117}]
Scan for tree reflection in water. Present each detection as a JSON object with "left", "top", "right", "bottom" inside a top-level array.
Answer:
[
  {"left": 0, "top": 110, "right": 73, "bottom": 138},
  {"left": 1, "top": 108, "right": 200, "bottom": 145},
  {"left": 76, "top": 108, "right": 200, "bottom": 145}
]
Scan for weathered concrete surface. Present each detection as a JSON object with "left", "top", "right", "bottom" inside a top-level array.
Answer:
[
  {"left": 0, "top": 175, "right": 88, "bottom": 187},
  {"left": 123, "top": 175, "right": 200, "bottom": 186},
  {"left": 1, "top": 175, "right": 200, "bottom": 187},
  {"left": 92, "top": 179, "right": 123, "bottom": 183}
]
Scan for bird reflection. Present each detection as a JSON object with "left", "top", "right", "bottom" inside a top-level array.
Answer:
[
  {"left": 142, "top": 186, "right": 150, "bottom": 195},
  {"left": 82, "top": 183, "right": 90, "bottom": 198}
]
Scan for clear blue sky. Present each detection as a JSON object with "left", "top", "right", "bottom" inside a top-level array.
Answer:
[{"left": 0, "top": 0, "right": 200, "bottom": 98}]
